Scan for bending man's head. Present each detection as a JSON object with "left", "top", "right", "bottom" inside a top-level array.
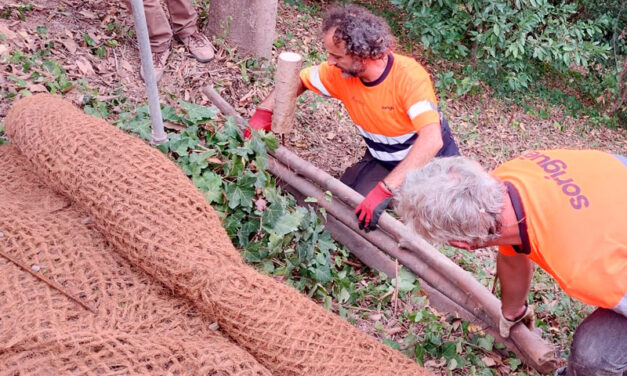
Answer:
[
  {"left": 322, "top": 5, "right": 395, "bottom": 61},
  {"left": 395, "top": 157, "right": 506, "bottom": 247}
]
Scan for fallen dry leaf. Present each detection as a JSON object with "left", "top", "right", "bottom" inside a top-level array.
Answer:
[
  {"left": 76, "top": 57, "right": 95, "bottom": 76},
  {"left": 207, "top": 157, "right": 223, "bottom": 165},
  {"left": 28, "top": 84, "right": 48, "bottom": 93},
  {"left": 0, "top": 44, "right": 10, "bottom": 56},
  {"left": 79, "top": 10, "right": 98, "bottom": 19},
  {"left": 481, "top": 356, "right": 497, "bottom": 367},
  {"left": 163, "top": 121, "right": 187, "bottom": 131},
  {"left": 0, "top": 24, "right": 17, "bottom": 40},
  {"left": 62, "top": 38, "right": 78, "bottom": 54},
  {"left": 254, "top": 198, "right": 267, "bottom": 211}
]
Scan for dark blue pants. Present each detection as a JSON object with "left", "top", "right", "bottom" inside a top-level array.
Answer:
[
  {"left": 563, "top": 308, "right": 627, "bottom": 376},
  {"left": 340, "top": 117, "right": 460, "bottom": 195}
]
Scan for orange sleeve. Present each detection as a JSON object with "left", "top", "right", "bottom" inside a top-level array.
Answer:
[
  {"left": 498, "top": 245, "right": 519, "bottom": 257},
  {"left": 401, "top": 66, "right": 440, "bottom": 131},
  {"left": 299, "top": 63, "right": 342, "bottom": 99}
]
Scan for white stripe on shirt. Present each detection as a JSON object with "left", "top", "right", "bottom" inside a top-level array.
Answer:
[
  {"left": 354, "top": 124, "right": 417, "bottom": 145},
  {"left": 368, "top": 147, "right": 412, "bottom": 162},
  {"left": 309, "top": 66, "right": 331, "bottom": 97},
  {"left": 407, "top": 100, "right": 437, "bottom": 119}
]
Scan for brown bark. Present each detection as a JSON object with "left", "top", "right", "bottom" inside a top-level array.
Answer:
[
  {"left": 206, "top": 0, "right": 277, "bottom": 59},
  {"left": 271, "top": 52, "right": 303, "bottom": 134}
]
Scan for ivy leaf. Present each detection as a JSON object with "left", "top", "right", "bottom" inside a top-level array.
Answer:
[
  {"left": 237, "top": 218, "right": 259, "bottom": 246},
  {"left": 441, "top": 341, "right": 457, "bottom": 360},
  {"left": 262, "top": 132, "right": 279, "bottom": 151},
  {"left": 161, "top": 105, "right": 180, "bottom": 123},
  {"left": 178, "top": 99, "right": 219, "bottom": 122},
  {"left": 476, "top": 334, "right": 495, "bottom": 351},
  {"left": 392, "top": 268, "right": 418, "bottom": 292},
  {"left": 192, "top": 170, "right": 223, "bottom": 204},
  {"left": 223, "top": 116, "right": 241, "bottom": 140},
  {"left": 383, "top": 339, "right": 401, "bottom": 350},
  {"left": 272, "top": 210, "right": 305, "bottom": 236},
  {"left": 508, "top": 357, "right": 522, "bottom": 371},
  {"left": 317, "top": 232, "right": 336, "bottom": 252},
  {"left": 262, "top": 203, "right": 284, "bottom": 230},
  {"left": 225, "top": 178, "right": 255, "bottom": 209}
]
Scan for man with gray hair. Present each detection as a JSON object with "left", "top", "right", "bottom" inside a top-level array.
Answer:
[
  {"left": 396, "top": 150, "right": 627, "bottom": 376},
  {"left": 247, "top": 4, "right": 459, "bottom": 232}
]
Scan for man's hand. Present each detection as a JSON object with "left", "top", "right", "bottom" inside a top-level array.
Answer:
[
  {"left": 499, "top": 303, "right": 534, "bottom": 338},
  {"left": 244, "top": 108, "right": 273, "bottom": 138},
  {"left": 355, "top": 182, "right": 393, "bottom": 232}
]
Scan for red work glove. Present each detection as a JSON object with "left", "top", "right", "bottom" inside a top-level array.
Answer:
[
  {"left": 244, "top": 108, "right": 273, "bottom": 139},
  {"left": 355, "top": 182, "right": 393, "bottom": 232}
]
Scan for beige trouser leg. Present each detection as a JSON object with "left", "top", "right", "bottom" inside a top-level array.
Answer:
[
  {"left": 127, "top": 0, "right": 197, "bottom": 52},
  {"left": 165, "top": 0, "right": 198, "bottom": 40}
]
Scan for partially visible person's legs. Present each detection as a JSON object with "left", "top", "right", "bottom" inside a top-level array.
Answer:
[
  {"left": 166, "top": 0, "right": 197, "bottom": 39},
  {"left": 167, "top": 0, "right": 214, "bottom": 62},
  {"left": 565, "top": 308, "right": 627, "bottom": 376},
  {"left": 435, "top": 115, "right": 460, "bottom": 158},
  {"left": 127, "top": 0, "right": 172, "bottom": 82},
  {"left": 142, "top": 0, "right": 173, "bottom": 52},
  {"left": 340, "top": 152, "right": 393, "bottom": 196}
]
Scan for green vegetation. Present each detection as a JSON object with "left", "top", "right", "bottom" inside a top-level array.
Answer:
[
  {"left": 390, "top": 0, "right": 625, "bottom": 127},
  {"left": 112, "top": 102, "right": 578, "bottom": 374}
]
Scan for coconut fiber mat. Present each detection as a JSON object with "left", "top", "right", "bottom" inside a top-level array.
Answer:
[{"left": 0, "top": 94, "right": 430, "bottom": 375}]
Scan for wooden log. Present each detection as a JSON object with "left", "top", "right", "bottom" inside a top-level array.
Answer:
[
  {"left": 275, "top": 159, "right": 530, "bottom": 363},
  {"left": 270, "top": 147, "right": 558, "bottom": 373},
  {"left": 201, "top": 85, "right": 559, "bottom": 373},
  {"left": 271, "top": 52, "right": 302, "bottom": 134}
]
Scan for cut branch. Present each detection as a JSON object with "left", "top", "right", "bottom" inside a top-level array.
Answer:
[{"left": 272, "top": 52, "right": 302, "bottom": 134}]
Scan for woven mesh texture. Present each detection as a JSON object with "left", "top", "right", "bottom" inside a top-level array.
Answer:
[
  {"left": 2, "top": 94, "right": 429, "bottom": 375},
  {"left": 0, "top": 145, "right": 271, "bottom": 375}
]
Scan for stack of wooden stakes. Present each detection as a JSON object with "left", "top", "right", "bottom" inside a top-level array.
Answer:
[{"left": 202, "top": 53, "right": 559, "bottom": 372}]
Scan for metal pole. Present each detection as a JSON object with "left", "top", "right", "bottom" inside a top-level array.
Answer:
[{"left": 129, "top": 0, "right": 168, "bottom": 144}]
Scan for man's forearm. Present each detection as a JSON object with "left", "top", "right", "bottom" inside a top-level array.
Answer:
[
  {"left": 383, "top": 122, "right": 442, "bottom": 189},
  {"left": 257, "top": 79, "right": 307, "bottom": 111},
  {"left": 497, "top": 252, "right": 533, "bottom": 319}
]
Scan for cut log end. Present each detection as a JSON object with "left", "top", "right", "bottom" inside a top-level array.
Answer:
[{"left": 278, "top": 51, "right": 303, "bottom": 63}]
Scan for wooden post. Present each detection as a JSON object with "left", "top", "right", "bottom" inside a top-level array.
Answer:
[{"left": 271, "top": 52, "right": 302, "bottom": 135}]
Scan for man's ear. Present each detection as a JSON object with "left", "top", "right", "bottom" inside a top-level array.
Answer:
[{"left": 448, "top": 240, "right": 472, "bottom": 252}]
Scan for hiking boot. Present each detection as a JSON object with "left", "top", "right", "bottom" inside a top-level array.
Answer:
[
  {"left": 179, "top": 31, "right": 214, "bottom": 63},
  {"left": 139, "top": 48, "right": 170, "bottom": 83}
]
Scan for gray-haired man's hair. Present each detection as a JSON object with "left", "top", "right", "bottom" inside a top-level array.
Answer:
[
  {"left": 395, "top": 157, "right": 506, "bottom": 247},
  {"left": 322, "top": 4, "right": 395, "bottom": 60}
]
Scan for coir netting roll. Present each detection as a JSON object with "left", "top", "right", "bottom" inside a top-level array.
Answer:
[
  {"left": 4, "top": 95, "right": 429, "bottom": 375},
  {"left": 0, "top": 145, "right": 271, "bottom": 375}
]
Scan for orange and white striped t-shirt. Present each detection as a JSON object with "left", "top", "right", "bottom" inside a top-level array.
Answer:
[
  {"left": 494, "top": 150, "right": 627, "bottom": 315},
  {"left": 299, "top": 53, "right": 441, "bottom": 164}
]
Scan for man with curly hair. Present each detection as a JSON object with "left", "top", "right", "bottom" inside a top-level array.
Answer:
[
  {"left": 248, "top": 4, "right": 459, "bottom": 232},
  {"left": 395, "top": 150, "right": 627, "bottom": 376}
]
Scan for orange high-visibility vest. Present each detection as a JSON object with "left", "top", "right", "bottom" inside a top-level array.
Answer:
[{"left": 495, "top": 150, "right": 627, "bottom": 316}]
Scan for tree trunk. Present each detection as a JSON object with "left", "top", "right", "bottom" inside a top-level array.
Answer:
[{"left": 206, "top": 0, "right": 277, "bottom": 59}]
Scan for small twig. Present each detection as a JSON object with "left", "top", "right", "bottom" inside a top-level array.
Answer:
[
  {"left": 0, "top": 248, "right": 98, "bottom": 314},
  {"left": 339, "top": 258, "right": 362, "bottom": 268},
  {"left": 344, "top": 305, "right": 380, "bottom": 313},
  {"left": 491, "top": 273, "right": 499, "bottom": 295},
  {"left": 113, "top": 48, "right": 119, "bottom": 74},
  {"left": 393, "top": 258, "right": 399, "bottom": 316}
]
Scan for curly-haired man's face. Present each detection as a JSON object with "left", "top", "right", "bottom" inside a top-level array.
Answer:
[{"left": 323, "top": 29, "right": 365, "bottom": 78}]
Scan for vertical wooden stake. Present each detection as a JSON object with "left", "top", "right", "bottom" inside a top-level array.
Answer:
[{"left": 272, "top": 52, "right": 303, "bottom": 135}]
